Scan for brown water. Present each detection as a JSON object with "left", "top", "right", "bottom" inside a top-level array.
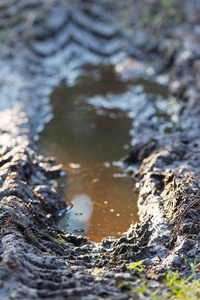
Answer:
[{"left": 38, "top": 65, "right": 169, "bottom": 242}]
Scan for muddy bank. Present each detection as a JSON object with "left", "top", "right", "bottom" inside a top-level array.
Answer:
[{"left": 1, "top": 0, "right": 200, "bottom": 299}]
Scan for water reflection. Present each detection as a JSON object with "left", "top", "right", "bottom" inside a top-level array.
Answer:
[{"left": 58, "top": 194, "right": 93, "bottom": 236}]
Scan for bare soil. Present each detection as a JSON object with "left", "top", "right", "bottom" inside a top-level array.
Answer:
[{"left": 1, "top": 0, "right": 200, "bottom": 299}]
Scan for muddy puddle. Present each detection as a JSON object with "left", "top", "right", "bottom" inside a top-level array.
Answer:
[{"left": 39, "top": 65, "right": 171, "bottom": 242}]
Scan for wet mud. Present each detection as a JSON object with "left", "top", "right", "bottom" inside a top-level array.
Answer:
[{"left": 1, "top": 0, "right": 200, "bottom": 299}]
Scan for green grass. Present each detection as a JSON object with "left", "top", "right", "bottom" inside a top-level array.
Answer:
[
  {"left": 58, "top": 235, "right": 66, "bottom": 244},
  {"left": 126, "top": 260, "right": 144, "bottom": 272},
  {"left": 119, "top": 259, "right": 200, "bottom": 299},
  {"left": 142, "top": 0, "right": 184, "bottom": 27}
]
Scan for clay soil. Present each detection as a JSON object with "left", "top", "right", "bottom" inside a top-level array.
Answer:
[{"left": 1, "top": 0, "right": 200, "bottom": 299}]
